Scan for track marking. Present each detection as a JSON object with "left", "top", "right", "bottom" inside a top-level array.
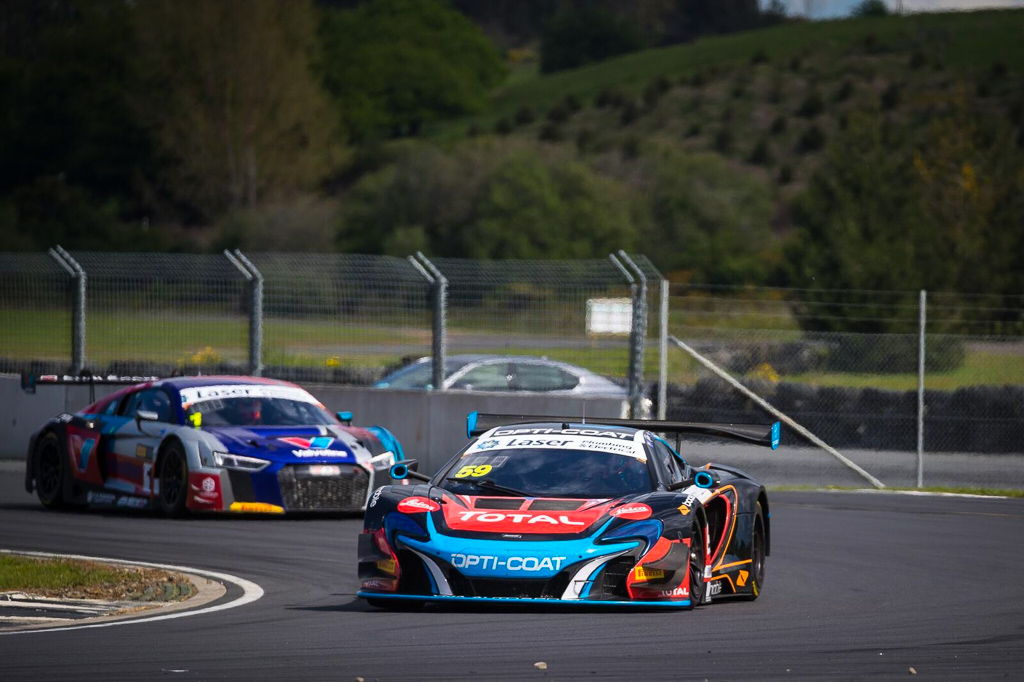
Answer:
[
  {"left": 827, "top": 489, "right": 1010, "bottom": 500},
  {"left": 0, "top": 550, "right": 264, "bottom": 635}
]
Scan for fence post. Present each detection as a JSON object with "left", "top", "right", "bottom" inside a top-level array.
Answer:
[
  {"left": 225, "top": 250, "right": 263, "bottom": 376},
  {"left": 610, "top": 252, "right": 647, "bottom": 418},
  {"left": 49, "top": 246, "right": 86, "bottom": 373},
  {"left": 413, "top": 253, "right": 447, "bottom": 391},
  {"left": 917, "top": 289, "right": 926, "bottom": 488},
  {"left": 658, "top": 278, "right": 668, "bottom": 420}
]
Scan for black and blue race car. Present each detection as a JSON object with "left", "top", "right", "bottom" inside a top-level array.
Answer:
[
  {"left": 25, "top": 374, "right": 403, "bottom": 515},
  {"left": 358, "top": 412, "right": 779, "bottom": 608}
]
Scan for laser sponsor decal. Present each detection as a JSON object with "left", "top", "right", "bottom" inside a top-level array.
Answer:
[
  {"left": 474, "top": 439, "right": 501, "bottom": 451},
  {"left": 179, "top": 384, "right": 321, "bottom": 407},
  {"left": 450, "top": 554, "right": 567, "bottom": 572},
  {"left": 397, "top": 496, "right": 441, "bottom": 514},
  {"left": 610, "top": 503, "right": 652, "bottom": 520},
  {"left": 470, "top": 434, "right": 645, "bottom": 460}
]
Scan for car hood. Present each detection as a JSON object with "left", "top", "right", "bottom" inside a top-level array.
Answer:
[{"left": 204, "top": 425, "right": 359, "bottom": 463}]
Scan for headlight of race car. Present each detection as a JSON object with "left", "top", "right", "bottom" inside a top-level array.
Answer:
[{"left": 213, "top": 451, "right": 270, "bottom": 471}]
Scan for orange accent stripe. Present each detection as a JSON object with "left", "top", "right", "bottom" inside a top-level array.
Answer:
[{"left": 716, "top": 559, "right": 752, "bottom": 571}]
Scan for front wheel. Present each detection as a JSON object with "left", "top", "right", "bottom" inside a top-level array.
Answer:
[
  {"left": 686, "top": 526, "right": 706, "bottom": 609},
  {"left": 158, "top": 443, "right": 189, "bottom": 516},
  {"left": 741, "top": 502, "right": 767, "bottom": 600},
  {"left": 35, "top": 432, "right": 66, "bottom": 509}
]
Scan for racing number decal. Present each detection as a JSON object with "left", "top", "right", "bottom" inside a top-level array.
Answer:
[{"left": 455, "top": 464, "right": 493, "bottom": 478}]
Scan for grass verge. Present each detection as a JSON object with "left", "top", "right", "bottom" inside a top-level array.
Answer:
[
  {"left": 771, "top": 484, "right": 1024, "bottom": 498},
  {"left": 0, "top": 554, "right": 194, "bottom": 601}
]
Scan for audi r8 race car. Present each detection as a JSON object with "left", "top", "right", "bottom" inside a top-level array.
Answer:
[
  {"left": 358, "top": 412, "right": 779, "bottom": 608},
  {"left": 24, "top": 374, "right": 404, "bottom": 515}
]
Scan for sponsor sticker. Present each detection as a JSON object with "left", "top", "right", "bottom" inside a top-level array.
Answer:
[
  {"left": 179, "top": 384, "right": 321, "bottom": 407},
  {"left": 229, "top": 501, "right": 284, "bottom": 514},
  {"left": 449, "top": 554, "right": 567, "bottom": 572},
  {"left": 397, "top": 496, "right": 440, "bottom": 514},
  {"left": 611, "top": 503, "right": 653, "bottom": 520}
]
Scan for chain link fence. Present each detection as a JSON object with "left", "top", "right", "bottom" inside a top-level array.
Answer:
[
  {"left": 0, "top": 253, "right": 72, "bottom": 373},
  {"left": 663, "top": 284, "right": 1024, "bottom": 467},
  {"left": 2, "top": 249, "right": 1022, "bottom": 466}
]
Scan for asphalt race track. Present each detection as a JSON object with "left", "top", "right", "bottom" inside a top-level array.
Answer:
[{"left": 1, "top": 467, "right": 1023, "bottom": 681}]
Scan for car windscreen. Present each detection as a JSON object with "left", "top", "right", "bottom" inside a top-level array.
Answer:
[
  {"left": 440, "top": 448, "right": 652, "bottom": 499},
  {"left": 185, "top": 397, "right": 335, "bottom": 427}
]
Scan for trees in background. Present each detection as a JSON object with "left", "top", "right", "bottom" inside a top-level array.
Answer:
[
  {"left": 318, "top": 0, "right": 506, "bottom": 140},
  {"left": 133, "top": 0, "right": 337, "bottom": 221}
]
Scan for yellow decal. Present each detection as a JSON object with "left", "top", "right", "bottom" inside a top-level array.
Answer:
[
  {"left": 736, "top": 569, "right": 749, "bottom": 587},
  {"left": 752, "top": 581, "right": 760, "bottom": 596},
  {"left": 230, "top": 502, "right": 285, "bottom": 514},
  {"left": 135, "top": 444, "right": 149, "bottom": 459},
  {"left": 454, "top": 464, "right": 493, "bottom": 478},
  {"left": 632, "top": 566, "right": 666, "bottom": 582},
  {"left": 376, "top": 558, "right": 398, "bottom": 575},
  {"left": 189, "top": 412, "right": 202, "bottom": 428},
  {"left": 678, "top": 503, "right": 691, "bottom": 515}
]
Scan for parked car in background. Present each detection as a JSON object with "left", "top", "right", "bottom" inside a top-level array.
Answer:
[
  {"left": 373, "top": 354, "right": 628, "bottom": 397},
  {"left": 25, "top": 375, "right": 404, "bottom": 515}
]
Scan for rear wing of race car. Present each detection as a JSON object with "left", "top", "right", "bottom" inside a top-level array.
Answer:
[
  {"left": 21, "top": 372, "right": 159, "bottom": 401},
  {"left": 466, "top": 411, "right": 780, "bottom": 450}
]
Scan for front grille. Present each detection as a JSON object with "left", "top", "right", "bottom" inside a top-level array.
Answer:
[
  {"left": 597, "top": 556, "right": 635, "bottom": 599},
  {"left": 277, "top": 464, "right": 368, "bottom": 511},
  {"left": 462, "top": 578, "right": 548, "bottom": 599}
]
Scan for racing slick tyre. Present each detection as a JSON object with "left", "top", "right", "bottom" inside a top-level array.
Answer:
[
  {"left": 686, "top": 526, "right": 706, "bottom": 610},
  {"left": 35, "top": 432, "right": 67, "bottom": 509},
  {"left": 740, "top": 501, "right": 767, "bottom": 601},
  {"left": 158, "top": 442, "right": 189, "bottom": 517}
]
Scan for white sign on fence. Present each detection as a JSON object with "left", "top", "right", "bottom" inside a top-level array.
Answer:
[{"left": 586, "top": 298, "right": 632, "bottom": 335}]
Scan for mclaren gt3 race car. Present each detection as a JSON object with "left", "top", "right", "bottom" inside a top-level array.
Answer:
[
  {"left": 358, "top": 412, "right": 779, "bottom": 608},
  {"left": 24, "top": 375, "right": 404, "bottom": 515}
]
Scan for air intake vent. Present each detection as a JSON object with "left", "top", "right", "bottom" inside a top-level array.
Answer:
[
  {"left": 474, "top": 498, "right": 526, "bottom": 509},
  {"left": 529, "top": 499, "right": 583, "bottom": 511}
]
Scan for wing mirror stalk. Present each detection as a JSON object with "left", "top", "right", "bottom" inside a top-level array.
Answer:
[{"left": 389, "top": 459, "right": 431, "bottom": 483}]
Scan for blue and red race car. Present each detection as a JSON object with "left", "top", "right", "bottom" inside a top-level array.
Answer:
[
  {"left": 359, "top": 412, "right": 778, "bottom": 608},
  {"left": 25, "top": 375, "right": 403, "bottom": 515}
]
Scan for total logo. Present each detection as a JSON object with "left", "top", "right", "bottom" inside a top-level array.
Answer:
[
  {"left": 397, "top": 496, "right": 441, "bottom": 514},
  {"left": 610, "top": 503, "right": 652, "bottom": 520},
  {"left": 450, "top": 553, "right": 567, "bottom": 572},
  {"left": 454, "top": 510, "right": 585, "bottom": 526}
]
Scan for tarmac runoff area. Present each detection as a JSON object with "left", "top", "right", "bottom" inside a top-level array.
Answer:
[{"left": 0, "top": 550, "right": 262, "bottom": 635}]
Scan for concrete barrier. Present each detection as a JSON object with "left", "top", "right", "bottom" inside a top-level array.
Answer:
[{"left": 0, "top": 374, "right": 627, "bottom": 473}]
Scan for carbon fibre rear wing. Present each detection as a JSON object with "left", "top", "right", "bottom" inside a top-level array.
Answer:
[
  {"left": 466, "top": 411, "right": 780, "bottom": 449},
  {"left": 21, "top": 372, "right": 159, "bottom": 400}
]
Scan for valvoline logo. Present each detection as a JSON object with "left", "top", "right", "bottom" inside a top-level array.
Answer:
[
  {"left": 610, "top": 503, "right": 652, "bottom": 520},
  {"left": 398, "top": 497, "right": 441, "bottom": 514},
  {"left": 279, "top": 436, "right": 334, "bottom": 449}
]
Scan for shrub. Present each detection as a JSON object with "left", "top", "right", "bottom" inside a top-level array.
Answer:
[
  {"left": 596, "top": 87, "right": 626, "bottom": 108},
  {"left": 797, "top": 90, "right": 825, "bottom": 118},
  {"left": 880, "top": 82, "right": 901, "bottom": 110},
  {"left": 514, "top": 106, "right": 535, "bottom": 126},
  {"left": 538, "top": 123, "right": 563, "bottom": 142},
  {"left": 751, "top": 47, "right": 769, "bottom": 65},
  {"left": 824, "top": 335, "right": 964, "bottom": 373},
  {"left": 770, "top": 115, "right": 787, "bottom": 135},
  {"left": 494, "top": 117, "right": 513, "bottom": 135},
  {"left": 795, "top": 124, "right": 826, "bottom": 153},
  {"left": 685, "top": 122, "right": 702, "bottom": 138},
  {"left": 778, "top": 164, "right": 794, "bottom": 184},
  {"left": 563, "top": 94, "right": 583, "bottom": 113},
  {"left": 835, "top": 79, "right": 854, "bottom": 103},
  {"left": 748, "top": 138, "right": 773, "bottom": 165},
  {"left": 909, "top": 50, "right": 927, "bottom": 70},
  {"left": 714, "top": 128, "right": 734, "bottom": 154},
  {"left": 547, "top": 103, "right": 569, "bottom": 124},
  {"left": 619, "top": 100, "right": 641, "bottom": 126}
]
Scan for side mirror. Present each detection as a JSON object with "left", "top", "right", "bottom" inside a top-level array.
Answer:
[
  {"left": 389, "top": 459, "right": 431, "bottom": 482},
  {"left": 136, "top": 409, "right": 159, "bottom": 427},
  {"left": 336, "top": 411, "right": 353, "bottom": 426}
]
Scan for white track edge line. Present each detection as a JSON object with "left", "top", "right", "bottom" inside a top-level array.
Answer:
[{"left": 0, "top": 549, "right": 264, "bottom": 635}]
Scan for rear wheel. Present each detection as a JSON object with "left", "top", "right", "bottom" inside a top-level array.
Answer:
[
  {"left": 158, "top": 443, "right": 189, "bottom": 516},
  {"left": 742, "top": 502, "right": 767, "bottom": 600},
  {"left": 686, "top": 526, "right": 706, "bottom": 609},
  {"left": 35, "top": 432, "right": 66, "bottom": 509}
]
